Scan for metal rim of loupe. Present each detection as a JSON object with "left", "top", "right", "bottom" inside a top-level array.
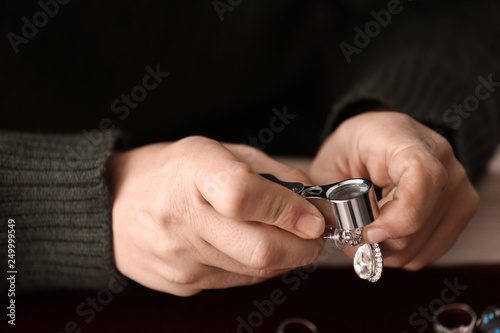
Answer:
[{"left": 326, "top": 179, "right": 371, "bottom": 201}]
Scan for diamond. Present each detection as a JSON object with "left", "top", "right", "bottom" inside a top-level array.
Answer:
[
  {"left": 353, "top": 244, "right": 374, "bottom": 279},
  {"left": 354, "top": 243, "right": 383, "bottom": 282}
]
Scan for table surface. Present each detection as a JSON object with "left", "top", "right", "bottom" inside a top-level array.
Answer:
[{"left": 9, "top": 266, "right": 500, "bottom": 333}]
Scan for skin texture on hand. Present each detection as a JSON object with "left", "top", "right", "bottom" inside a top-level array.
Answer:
[
  {"left": 106, "top": 136, "right": 325, "bottom": 296},
  {"left": 310, "top": 112, "right": 479, "bottom": 271}
]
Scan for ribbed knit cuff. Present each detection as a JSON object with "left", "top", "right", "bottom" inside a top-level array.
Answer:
[{"left": 0, "top": 130, "right": 121, "bottom": 294}]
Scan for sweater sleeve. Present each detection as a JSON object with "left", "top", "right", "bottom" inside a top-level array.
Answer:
[
  {"left": 325, "top": 1, "right": 500, "bottom": 181},
  {"left": 0, "top": 130, "right": 122, "bottom": 294}
]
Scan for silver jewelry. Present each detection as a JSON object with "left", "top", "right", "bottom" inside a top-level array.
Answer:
[
  {"left": 276, "top": 317, "right": 320, "bottom": 333},
  {"left": 261, "top": 174, "right": 384, "bottom": 283},
  {"left": 354, "top": 243, "right": 383, "bottom": 283},
  {"left": 433, "top": 303, "right": 477, "bottom": 333}
]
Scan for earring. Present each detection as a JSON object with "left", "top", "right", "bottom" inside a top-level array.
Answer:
[
  {"left": 261, "top": 174, "right": 384, "bottom": 283},
  {"left": 324, "top": 227, "right": 383, "bottom": 282}
]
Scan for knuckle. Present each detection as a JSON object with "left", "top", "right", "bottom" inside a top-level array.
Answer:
[
  {"left": 177, "top": 135, "right": 212, "bottom": 146},
  {"left": 248, "top": 240, "right": 278, "bottom": 269},
  {"left": 454, "top": 162, "right": 468, "bottom": 183},
  {"left": 461, "top": 186, "right": 480, "bottom": 222},
  {"left": 470, "top": 187, "right": 480, "bottom": 212},
  {"left": 172, "top": 287, "right": 203, "bottom": 297},
  {"left": 213, "top": 163, "right": 253, "bottom": 218},
  {"left": 427, "top": 158, "right": 448, "bottom": 190},
  {"left": 391, "top": 112, "right": 414, "bottom": 124},
  {"left": 284, "top": 167, "right": 309, "bottom": 183},
  {"left": 253, "top": 269, "right": 281, "bottom": 279},
  {"left": 152, "top": 232, "right": 189, "bottom": 260},
  {"left": 227, "top": 160, "right": 253, "bottom": 176},
  {"left": 437, "top": 138, "right": 454, "bottom": 161},
  {"left": 221, "top": 181, "right": 251, "bottom": 219},
  {"left": 167, "top": 269, "right": 200, "bottom": 286},
  {"left": 236, "top": 144, "right": 261, "bottom": 160},
  {"left": 152, "top": 238, "right": 176, "bottom": 259},
  {"left": 453, "top": 164, "right": 479, "bottom": 220}
]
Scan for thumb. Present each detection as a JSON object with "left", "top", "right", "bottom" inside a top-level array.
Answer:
[{"left": 197, "top": 144, "right": 326, "bottom": 239}]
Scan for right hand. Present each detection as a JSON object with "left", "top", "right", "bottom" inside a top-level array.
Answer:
[{"left": 106, "top": 136, "right": 325, "bottom": 296}]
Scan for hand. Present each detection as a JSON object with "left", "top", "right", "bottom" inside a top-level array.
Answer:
[
  {"left": 309, "top": 112, "right": 479, "bottom": 270},
  {"left": 106, "top": 136, "right": 325, "bottom": 296}
]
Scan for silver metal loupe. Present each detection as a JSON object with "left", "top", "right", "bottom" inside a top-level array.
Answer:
[{"left": 261, "top": 174, "right": 383, "bottom": 282}]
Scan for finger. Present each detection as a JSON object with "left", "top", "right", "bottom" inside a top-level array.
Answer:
[
  {"left": 194, "top": 144, "right": 325, "bottom": 239},
  {"left": 363, "top": 145, "right": 448, "bottom": 244},
  {"left": 224, "top": 143, "right": 314, "bottom": 184},
  {"left": 192, "top": 231, "right": 295, "bottom": 278},
  {"left": 379, "top": 218, "right": 441, "bottom": 268},
  {"left": 187, "top": 266, "right": 284, "bottom": 290},
  {"left": 199, "top": 211, "right": 324, "bottom": 270},
  {"left": 377, "top": 159, "right": 476, "bottom": 268},
  {"left": 363, "top": 185, "right": 444, "bottom": 266},
  {"left": 145, "top": 263, "right": 281, "bottom": 297},
  {"left": 402, "top": 180, "right": 478, "bottom": 270},
  {"left": 309, "top": 152, "right": 352, "bottom": 185}
]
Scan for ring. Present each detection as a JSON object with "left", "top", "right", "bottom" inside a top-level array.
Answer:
[
  {"left": 433, "top": 303, "right": 476, "bottom": 333},
  {"left": 276, "top": 317, "right": 320, "bottom": 333}
]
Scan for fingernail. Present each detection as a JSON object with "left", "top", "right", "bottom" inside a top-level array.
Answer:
[
  {"left": 296, "top": 214, "right": 324, "bottom": 238},
  {"left": 365, "top": 227, "right": 391, "bottom": 244}
]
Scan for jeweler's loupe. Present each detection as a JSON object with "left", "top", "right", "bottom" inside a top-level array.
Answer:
[
  {"left": 260, "top": 174, "right": 379, "bottom": 232},
  {"left": 261, "top": 174, "right": 383, "bottom": 282}
]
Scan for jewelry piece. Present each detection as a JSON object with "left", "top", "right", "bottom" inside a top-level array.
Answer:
[
  {"left": 475, "top": 304, "right": 500, "bottom": 333},
  {"left": 324, "top": 227, "right": 363, "bottom": 248},
  {"left": 340, "top": 228, "right": 363, "bottom": 247},
  {"left": 433, "top": 303, "right": 477, "bottom": 333},
  {"left": 354, "top": 243, "right": 383, "bottom": 283},
  {"left": 276, "top": 317, "right": 320, "bottom": 333},
  {"left": 261, "top": 174, "right": 384, "bottom": 283}
]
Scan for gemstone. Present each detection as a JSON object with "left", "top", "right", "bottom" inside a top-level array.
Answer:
[{"left": 353, "top": 244, "right": 374, "bottom": 279}]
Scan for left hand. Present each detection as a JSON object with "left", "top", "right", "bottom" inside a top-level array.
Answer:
[{"left": 309, "top": 112, "right": 479, "bottom": 270}]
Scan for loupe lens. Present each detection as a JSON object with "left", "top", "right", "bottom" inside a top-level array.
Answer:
[{"left": 328, "top": 183, "right": 369, "bottom": 200}]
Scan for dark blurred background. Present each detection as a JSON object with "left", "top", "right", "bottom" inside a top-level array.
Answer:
[
  {"left": 1, "top": 0, "right": 348, "bottom": 155},
  {"left": 2, "top": 1, "right": 500, "bottom": 332}
]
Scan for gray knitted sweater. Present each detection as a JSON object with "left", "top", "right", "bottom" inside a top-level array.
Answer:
[
  {"left": 1, "top": 0, "right": 499, "bottom": 294},
  {"left": 0, "top": 132, "right": 119, "bottom": 293}
]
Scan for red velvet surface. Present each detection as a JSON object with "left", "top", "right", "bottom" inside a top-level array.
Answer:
[{"left": 5, "top": 266, "right": 500, "bottom": 333}]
